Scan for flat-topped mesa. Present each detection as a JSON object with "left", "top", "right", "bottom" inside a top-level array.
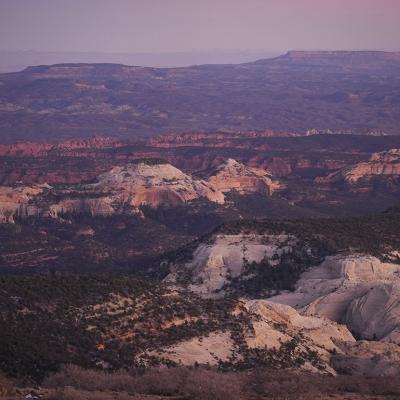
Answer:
[
  {"left": 147, "top": 130, "right": 299, "bottom": 147},
  {"left": 286, "top": 50, "right": 400, "bottom": 58},
  {"left": 22, "top": 63, "right": 152, "bottom": 79},
  {"left": 273, "top": 50, "right": 400, "bottom": 65},
  {"left": 207, "top": 158, "right": 281, "bottom": 196},
  {"left": 317, "top": 148, "right": 400, "bottom": 184}
]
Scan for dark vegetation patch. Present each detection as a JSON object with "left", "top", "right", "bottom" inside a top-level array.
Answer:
[
  {"left": 220, "top": 206, "right": 400, "bottom": 261},
  {"left": 0, "top": 273, "right": 238, "bottom": 381},
  {"left": 0, "top": 273, "right": 330, "bottom": 383},
  {"left": 227, "top": 243, "right": 325, "bottom": 298},
  {"left": 162, "top": 206, "right": 400, "bottom": 297},
  {"left": 30, "top": 365, "right": 400, "bottom": 400}
]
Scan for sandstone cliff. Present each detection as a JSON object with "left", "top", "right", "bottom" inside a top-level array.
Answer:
[
  {"left": 0, "top": 159, "right": 279, "bottom": 222},
  {"left": 155, "top": 299, "right": 355, "bottom": 374},
  {"left": 269, "top": 255, "right": 400, "bottom": 344},
  {"left": 207, "top": 158, "right": 281, "bottom": 196},
  {"left": 318, "top": 149, "right": 400, "bottom": 184},
  {"left": 165, "top": 233, "right": 295, "bottom": 297}
]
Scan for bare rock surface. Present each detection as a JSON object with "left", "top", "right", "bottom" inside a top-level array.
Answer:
[
  {"left": 0, "top": 159, "right": 279, "bottom": 222},
  {"left": 92, "top": 162, "right": 225, "bottom": 206},
  {"left": 155, "top": 331, "right": 234, "bottom": 366},
  {"left": 319, "top": 149, "right": 400, "bottom": 184},
  {"left": 0, "top": 184, "right": 45, "bottom": 222},
  {"left": 165, "top": 234, "right": 294, "bottom": 297},
  {"left": 268, "top": 255, "right": 400, "bottom": 343},
  {"left": 156, "top": 299, "right": 355, "bottom": 374},
  {"left": 207, "top": 158, "right": 281, "bottom": 196}
]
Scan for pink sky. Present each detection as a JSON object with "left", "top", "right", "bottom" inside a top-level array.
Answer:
[{"left": 0, "top": 0, "right": 399, "bottom": 53}]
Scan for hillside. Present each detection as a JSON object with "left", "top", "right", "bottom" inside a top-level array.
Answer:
[
  {"left": 0, "top": 273, "right": 353, "bottom": 380},
  {"left": 1, "top": 51, "right": 400, "bottom": 142},
  {"left": 1, "top": 208, "right": 400, "bottom": 387}
]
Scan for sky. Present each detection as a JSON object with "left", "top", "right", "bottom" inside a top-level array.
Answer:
[{"left": 0, "top": 0, "right": 400, "bottom": 54}]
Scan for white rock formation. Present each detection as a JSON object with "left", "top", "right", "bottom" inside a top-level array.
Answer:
[
  {"left": 155, "top": 331, "right": 234, "bottom": 366},
  {"left": 48, "top": 197, "right": 119, "bottom": 218},
  {"left": 244, "top": 300, "right": 355, "bottom": 353},
  {"left": 92, "top": 162, "right": 225, "bottom": 207},
  {"left": 268, "top": 255, "right": 400, "bottom": 343},
  {"left": 166, "top": 234, "right": 295, "bottom": 297},
  {"left": 156, "top": 299, "right": 355, "bottom": 374},
  {"left": 0, "top": 160, "right": 280, "bottom": 222}
]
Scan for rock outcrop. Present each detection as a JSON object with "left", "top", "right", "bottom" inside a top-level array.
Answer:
[
  {"left": 156, "top": 299, "right": 355, "bottom": 374},
  {"left": 91, "top": 161, "right": 225, "bottom": 207},
  {"left": 165, "top": 227, "right": 400, "bottom": 375},
  {"left": 48, "top": 197, "right": 119, "bottom": 218},
  {"left": 207, "top": 158, "right": 281, "bottom": 196},
  {"left": 268, "top": 255, "right": 400, "bottom": 343},
  {"left": 0, "top": 159, "right": 280, "bottom": 222},
  {"left": 0, "top": 184, "right": 46, "bottom": 223},
  {"left": 318, "top": 149, "right": 400, "bottom": 184},
  {"left": 165, "top": 233, "right": 295, "bottom": 297},
  {"left": 0, "top": 135, "right": 121, "bottom": 157}
]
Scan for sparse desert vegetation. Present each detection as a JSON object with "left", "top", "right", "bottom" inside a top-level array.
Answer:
[{"left": 4, "top": 365, "right": 398, "bottom": 400}]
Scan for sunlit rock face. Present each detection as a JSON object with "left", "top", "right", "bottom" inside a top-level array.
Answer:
[
  {"left": 0, "top": 159, "right": 281, "bottom": 222},
  {"left": 207, "top": 158, "right": 281, "bottom": 196},
  {"left": 92, "top": 162, "right": 225, "bottom": 207},
  {"left": 155, "top": 299, "right": 355, "bottom": 374}
]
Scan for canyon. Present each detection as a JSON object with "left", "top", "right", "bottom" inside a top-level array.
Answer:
[
  {"left": 1, "top": 50, "right": 400, "bottom": 391},
  {"left": 0, "top": 158, "right": 279, "bottom": 223},
  {"left": 2, "top": 132, "right": 400, "bottom": 272},
  {"left": 159, "top": 212, "right": 400, "bottom": 375}
]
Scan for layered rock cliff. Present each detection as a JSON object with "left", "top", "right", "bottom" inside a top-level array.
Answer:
[
  {"left": 318, "top": 149, "right": 400, "bottom": 184},
  {"left": 207, "top": 158, "right": 281, "bottom": 196}
]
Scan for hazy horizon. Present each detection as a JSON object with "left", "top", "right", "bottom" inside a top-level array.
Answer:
[
  {"left": 1, "top": 0, "right": 399, "bottom": 72},
  {"left": 1, "top": 0, "right": 399, "bottom": 55},
  {"left": 0, "top": 49, "right": 283, "bottom": 73}
]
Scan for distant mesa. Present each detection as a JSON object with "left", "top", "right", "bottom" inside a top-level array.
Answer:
[{"left": 1, "top": 50, "right": 400, "bottom": 142}]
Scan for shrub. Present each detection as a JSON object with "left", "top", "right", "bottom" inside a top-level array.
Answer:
[{"left": 0, "top": 373, "right": 14, "bottom": 397}]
